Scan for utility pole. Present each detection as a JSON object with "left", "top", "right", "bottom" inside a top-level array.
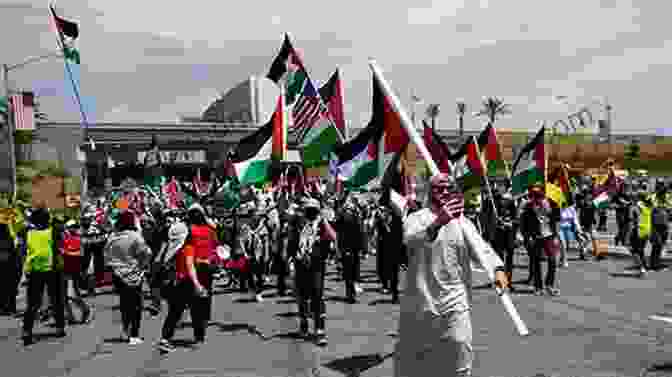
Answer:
[{"left": 2, "top": 64, "right": 17, "bottom": 204}]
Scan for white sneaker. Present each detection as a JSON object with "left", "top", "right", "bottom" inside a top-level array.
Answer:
[
  {"left": 129, "top": 337, "right": 144, "bottom": 345},
  {"left": 562, "top": 261, "right": 569, "bottom": 268},
  {"left": 355, "top": 284, "right": 363, "bottom": 294},
  {"left": 255, "top": 294, "right": 264, "bottom": 302}
]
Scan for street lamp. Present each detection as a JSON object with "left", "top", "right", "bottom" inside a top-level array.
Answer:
[{"left": 2, "top": 51, "right": 64, "bottom": 203}]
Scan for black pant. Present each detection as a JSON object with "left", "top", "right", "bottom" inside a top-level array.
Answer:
[
  {"left": 342, "top": 250, "right": 360, "bottom": 300},
  {"left": 271, "top": 251, "right": 288, "bottom": 294},
  {"left": 294, "top": 258, "right": 326, "bottom": 330},
  {"left": 529, "top": 238, "right": 557, "bottom": 290},
  {"left": 378, "top": 245, "right": 401, "bottom": 299},
  {"left": 195, "top": 264, "right": 213, "bottom": 322},
  {"left": 112, "top": 275, "right": 143, "bottom": 338},
  {"left": 650, "top": 226, "right": 668, "bottom": 270},
  {"left": 0, "top": 257, "right": 21, "bottom": 312},
  {"left": 81, "top": 242, "right": 105, "bottom": 290},
  {"left": 615, "top": 212, "right": 628, "bottom": 245},
  {"left": 161, "top": 280, "right": 207, "bottom": 341},
  {"left": 495, "top": 228, "right": 516, "bottom": 281},
  {"left": 242, "top": 255, "right": 264, "bottom": 294},
  {"left": 23, "top": 271, "right": 65, "bottom": 336},
  {"left": 598, "top": 210, "right": 608, "bottom": 230},
  {"left": 631, "top": 235, "right": 649, "bottom": 269}
]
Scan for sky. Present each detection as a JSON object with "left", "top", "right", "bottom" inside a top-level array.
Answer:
[{"left": 1, "top": 0, "right": 671, "bottom": 135}]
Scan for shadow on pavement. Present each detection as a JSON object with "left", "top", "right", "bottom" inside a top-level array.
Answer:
[
  {"left": 274, "top": 312, "right": 300, "bottom": 318},
  {"left": 323, "top": 353, "right": 393, "bottom": 377},
  {"left": 233, "top": 297, "right": 258, "bottom": 304},
  {"left": 368, "top": 298, "right": 396, "bottom": 306},
  {"left": 270, "top": 331, "right": 307, "bottom": 341},
  {"left": 325, "top": 296, "right": 352, "bottom": 303},
  {"left": 102, "top": 337, "right": 128, "bottom": 344},
  {"left": 211, "top": 322, "right": 269, "bottom": 340},
  {"left": 609, "top": 272, "right": 645, "bottom": 278}
]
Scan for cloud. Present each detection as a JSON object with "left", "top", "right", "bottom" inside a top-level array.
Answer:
[{"left": 1, "top": 0, "right": 671, "bottom": 136}]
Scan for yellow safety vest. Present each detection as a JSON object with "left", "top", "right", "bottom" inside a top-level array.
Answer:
[
  {"left": 24, "top": 227, "right": 54, "bottom": 273},
  {"left": 638, "top": 202, "right": 652, "bottom": 239}
]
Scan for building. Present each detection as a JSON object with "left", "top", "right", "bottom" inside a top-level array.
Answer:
[{"left": 2, "top": 99, "right": 671, "bottom": 194}]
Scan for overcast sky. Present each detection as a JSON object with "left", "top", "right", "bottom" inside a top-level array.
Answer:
[{"left": 1, "top": 1, "right": 670, "bottom": 134}]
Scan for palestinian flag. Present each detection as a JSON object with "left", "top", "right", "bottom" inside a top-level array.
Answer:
[
  {"left": 49, "top": 5, "right": 80, "bottom": 64},
  {"left": 271, "top": 93, "right": 288, "bottom": 161},
  {"left": 319, "top": 69, "right": 346, "bottom": 135},
  {"left": 477, "top": 123, "right": 508, "bottom": 176},
  {"left": 0, "top": 96, "right": 8, "bottom": 119},
  {"left": 423, "top": 120, "right": 451, "bottom": 173},
  {"left": 301, "top": 113, "right": 340, "bottom": 169},
  {"left": 231, "top": 96, "right": 284, "bottom": 185},
  {"left": 330, "top": 121, "right": 381, "bottom": 189},
  {"left": 511, "top": 126, "right": 545, "bottom": 196},
  {"left": 49, "top": 4, "right": 94, "bottom": 130},
  {"left": 450, "top": 136, "right": 485, "bottom": 191},
  {"left": 593, "top": 191, "right": 609, "bottom": 209}
]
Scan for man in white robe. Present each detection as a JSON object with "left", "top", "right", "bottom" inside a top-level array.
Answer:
[{"left": 394, "top": 174, "right": 508, "bottom": 377}]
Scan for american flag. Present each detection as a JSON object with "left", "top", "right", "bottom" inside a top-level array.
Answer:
[
  {"left": 290, "top": 95, "right": 325, "bottom": 142},
  {"left": 10, "top": 92, "right": 35, "bottom": 131}
]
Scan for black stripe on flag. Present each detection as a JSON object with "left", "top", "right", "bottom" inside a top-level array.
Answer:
[{"left": 230, "top": 115, "right": 274, "bottom": 163}]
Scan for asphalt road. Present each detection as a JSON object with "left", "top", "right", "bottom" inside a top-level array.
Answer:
[{"left": 2, "top": 214, "right": 672, "bottom": 377}]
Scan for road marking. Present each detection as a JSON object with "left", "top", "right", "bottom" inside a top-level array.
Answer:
[{"left": 649, "top": 315, "right": 672, "bottom": 324}]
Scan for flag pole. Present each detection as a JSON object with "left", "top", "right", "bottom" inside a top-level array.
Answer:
[
  {"left": 369, "top": 59, "right": 529, "bottom": 337},
  {"left": 473, "top": 135, "right": 499, "bottom": 221}
]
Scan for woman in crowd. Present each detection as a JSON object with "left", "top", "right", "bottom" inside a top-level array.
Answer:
[
  {"left": 158, "top": 222, "right": 209, "bottom": 353},
  {"left": 104, "top": 211, "right": 152, "bottom": 345},
  {"left": 61, "top": 219, "right": 83, "bottom": 323}
]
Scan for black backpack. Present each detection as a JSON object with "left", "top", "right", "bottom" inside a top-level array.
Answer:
[
  {"left": 152, "top": 242, "right": 179, "bottom": 297},
  {"left": 651, "top": 207, "right": 669, "bottom": 227}
]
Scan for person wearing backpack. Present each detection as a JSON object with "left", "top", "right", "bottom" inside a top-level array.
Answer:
[
  {"left": 104, "top": 211, "right": 152, "bottom": 345},
  {"left": 649, "top": 179, "right": 671, "bottom": 271},
  {"left": 157, "top": 222, "right": 209, "bottom": 353}
]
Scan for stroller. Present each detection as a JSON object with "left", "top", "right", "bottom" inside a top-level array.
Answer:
[{"left": 211, "top": 244, "right": 249, "bottom": 289}]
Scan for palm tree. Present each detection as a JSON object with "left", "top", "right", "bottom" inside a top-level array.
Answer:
[
  {"left": 475, "top": 97, "right": 511, "bottom": 125},
  {"left": 426, "top": 104, "right": 440, "bottom": 131},
  {"left": 456, "top": 101, "right": 466, "bottom": 138}
]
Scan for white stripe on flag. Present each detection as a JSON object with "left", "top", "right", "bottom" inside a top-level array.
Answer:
[
  {"left": 11, "top": 94, "right": 35, "bottom": 130},
  {"left": 291, "top": 96, "right": 321, "bottom": 138}
]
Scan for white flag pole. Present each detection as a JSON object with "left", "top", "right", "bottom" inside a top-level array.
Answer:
[{"left": 369, "top": 59, "right": 529, "bottom": 337}]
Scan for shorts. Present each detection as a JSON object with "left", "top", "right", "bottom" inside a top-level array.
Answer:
[
  {"left": 543, "top": 237, "right": 560, "bottom": 257},
  {"left": 558, "top": 223, "right": 575, "bottom": 244}
]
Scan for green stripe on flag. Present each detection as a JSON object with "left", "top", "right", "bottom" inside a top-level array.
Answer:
[
  {"left": 238, "top": 160, "right": 272, "bottom": 186},
  {"left": 302, "top": 125, "right": 338, "bottom": 168},
  {"left": 343, "top": 160, "right": 378, "bottom": 188},
  {"left": 512, "top": 167, "right": 544, "bottom": 195}
]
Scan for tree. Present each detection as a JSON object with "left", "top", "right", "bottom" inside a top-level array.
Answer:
[
  {"left": 426, "top": 104, "right": 440, "bottom": 131},
  {"left": 456, "top": 101, "right": 466, "bottom": 139},
  {"left": 624, "top": 141, "right": 641, "bottom": 171},
  {"left": 475, "top": 97, "right": 511, "bottom": 125}
]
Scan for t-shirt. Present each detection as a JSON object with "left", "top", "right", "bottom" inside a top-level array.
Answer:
[{"left": 176, "top": 244, "right": 195, "bottom": 281}]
